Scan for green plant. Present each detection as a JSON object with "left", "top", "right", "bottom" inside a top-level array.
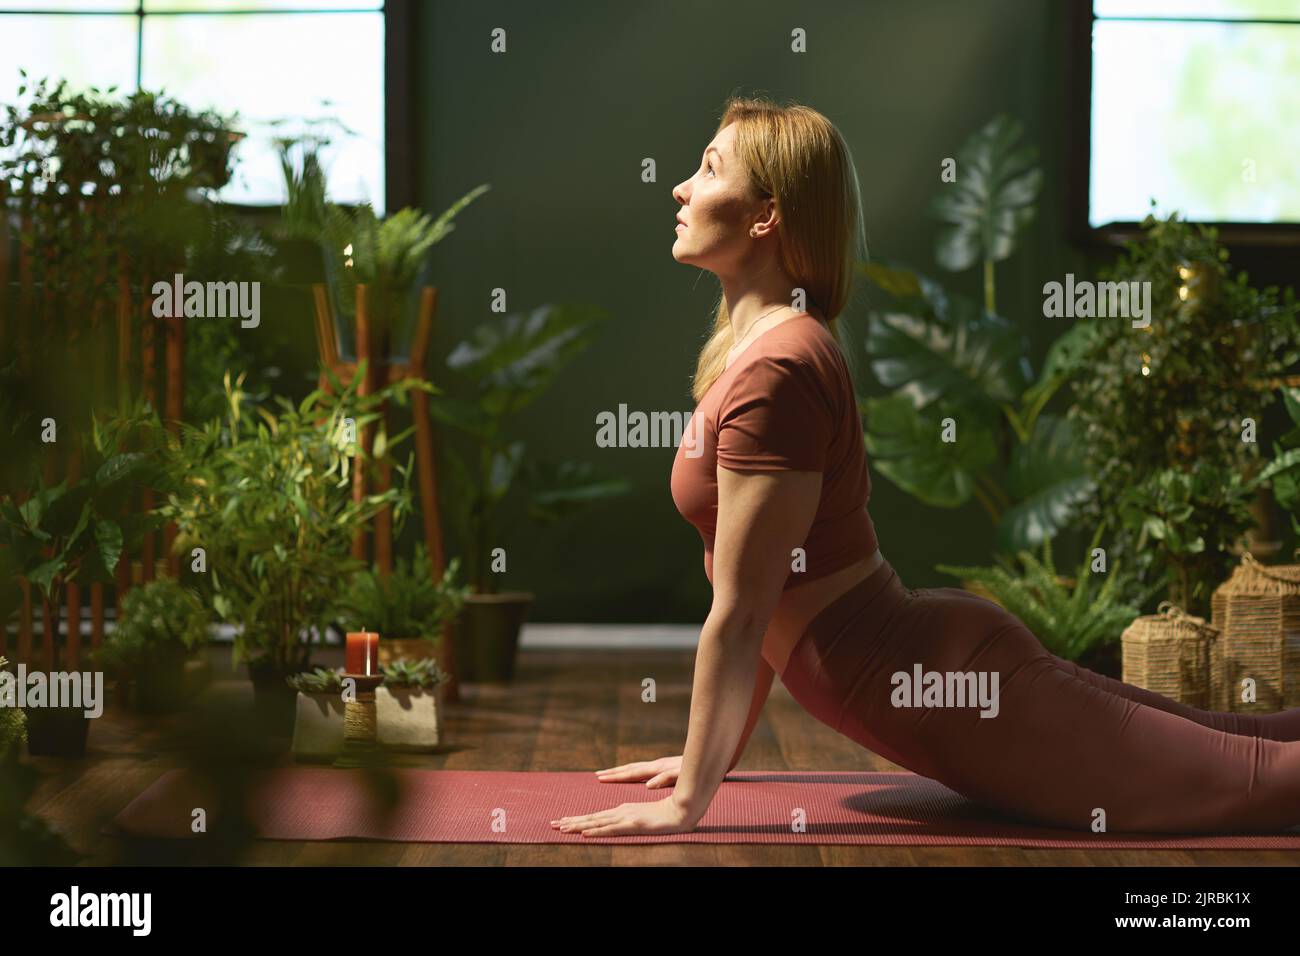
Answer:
[
  {"left": 1271, "top": 387, "right": 1300, "bottom": 540},
  {"left": 319, "top": 185, "right": 490, "bottom": 351},
  {"left": 428, "top": 304, "right": 632, "bottom": 592},
  {"left": 95, "top": 579, "right": 208, "bottom": 673},
  {"left": 928, "top": 114, "right": 1043, "bottom": 313},
  {"left": 1067, "top": 212, "right": 1300, "bottom": 614},
  {"left": 159, "top": 366, "right": 428, "bottom": 671},
  {"left": 936, "top": 525, "right": 1163, "bottom": 662},
  {"left": 0, "top": 75, "right": 240, "bottom": 422},
  {"left": 0, "top": 656, "right": 27, "bottom": 760},
  {"left": 380, "top": 657, "right": 448, "bottom": 691},
  {"left": 858, "top": 115, "right": 1096, "bottom": 554},
  {"left": 285, "top": 666, "right": 345, "bottom": 694},
  {"left": 0, "top": 411, "right": 167, "bottom": 669},
  {"left": 337, "top": 547, "right": 468, "bottom": 639}
]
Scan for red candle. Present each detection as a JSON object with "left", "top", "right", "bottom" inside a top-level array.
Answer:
[{"left": 345, "top": 631, "right": 379, "bottom": 675}]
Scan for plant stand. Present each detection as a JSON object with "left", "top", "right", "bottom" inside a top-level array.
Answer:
[{"left": 313, "top": 282, "right": 461, "bottom": 702}]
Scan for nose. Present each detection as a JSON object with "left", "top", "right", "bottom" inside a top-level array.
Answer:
[{"left": 672, "top": 179, "right": 689, "bottom": 206}]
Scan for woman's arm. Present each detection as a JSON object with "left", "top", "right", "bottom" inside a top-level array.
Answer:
[
  {"left": 669, "top": 465, "right": 821, "bottom": 825},
  {"left": 728, "top": 655, "right": 776, "bottom": 774}
]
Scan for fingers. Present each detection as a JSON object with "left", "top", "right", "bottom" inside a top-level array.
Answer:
[
  {"left": 594, "top": 761, "right": 646, "bottom": 780},
  {"left": 645, "top": 772, "right": 677, "bottom": 789},
  {"left": 550, "top": 808, "right": 619, "bottom": 831}
]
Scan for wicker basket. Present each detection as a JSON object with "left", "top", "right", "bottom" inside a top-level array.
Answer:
[
  {"left": 1209, "top": 551, "right": 1300, "bottom": 714},
  {"left": 1121, "top": 601, "right": 1219, "bottom": 708}
]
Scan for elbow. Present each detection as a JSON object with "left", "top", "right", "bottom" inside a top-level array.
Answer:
[{"left": 706, "top": 598, "right": 770, "bottom": 646}]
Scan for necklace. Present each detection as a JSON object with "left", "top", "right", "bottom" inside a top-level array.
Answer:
[{"left": 728, "top": 304, "right": 792, "bottom": 359}]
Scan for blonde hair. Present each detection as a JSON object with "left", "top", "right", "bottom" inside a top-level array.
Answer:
[{"left": 689, "top": 95, "right": 867, "bottom": 402}]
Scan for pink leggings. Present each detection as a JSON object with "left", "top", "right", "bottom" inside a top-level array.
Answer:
[{"left": 780, "top": 558, "right": 1300, "bottom": 833}]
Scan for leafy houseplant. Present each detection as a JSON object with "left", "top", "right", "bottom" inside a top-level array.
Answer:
[
  {"left": 1067, "top": 212, "right": 1300, "bottom": 615},
  {"left": 935, "top": 525, "right": 1164, "bottom": 675},
  {"left": 96, "top": 579, "right": 208, "bottom": 714},
  {"left": 377, "top": 657, "right": 449, "bottom": 752},
  {"left": 0, "top": 76, "right": 239, "bottom": 424},
  {"left": 429, "top": 304, "right": 631, "bottom": 681},
  {"left": 337, "top": 548, "right": 468, "bottom": 664},
  {"left": 860, "top": 115, "right": 1097, "bottom": 555},
  {"left": 319, "top": 184, "right": 490, "bottom": 362},
  {"left": 0, "top": 417, "right": 164, "bottom": 757},
  {"left": 159, "top": 367, "right": 424, "bottom": 734}
]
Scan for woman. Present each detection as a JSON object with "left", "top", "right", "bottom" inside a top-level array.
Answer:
[{"left": 551, "top": 96, "right": 1300, "bottom": 838}]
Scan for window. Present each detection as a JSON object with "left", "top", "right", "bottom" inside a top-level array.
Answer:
[
  {"left": 0, "top": 0, "right": 387, "bottom": 212},
  {"left": 1079, "top": 0, "right": 1300, "bottom": 236}
]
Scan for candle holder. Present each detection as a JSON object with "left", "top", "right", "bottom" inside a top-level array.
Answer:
[{"left": 333, "top": 672, "right": 387, "bottom": 768}]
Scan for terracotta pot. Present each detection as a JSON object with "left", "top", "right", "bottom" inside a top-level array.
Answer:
[{"left": 451, "top": 592, "right": 533, "bottom": 683}]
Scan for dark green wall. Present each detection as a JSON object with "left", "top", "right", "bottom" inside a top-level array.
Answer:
[{"left": 413, "top": 0, "right": 1096, "bottom": 622}]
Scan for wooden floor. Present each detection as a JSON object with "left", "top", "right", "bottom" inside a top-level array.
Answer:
[{"left": 25, "top": 646, "right": 1300, "bottom": 866}]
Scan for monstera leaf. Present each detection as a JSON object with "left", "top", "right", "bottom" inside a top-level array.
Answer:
[
  {"left": 446, "top": 304, "right": 607, "bottom": 420},
  {"left": 863, "top": 393, "right": 998, "bottom": 507},
  {"left": 863, "top": 271, "right": 1030, "bottom": 412},
  {"left": 522, "top": 459, "right": 632, "bottom": 523},
  {"left": 929, "top": 114, "right": 1042, "bottom": 272},
  {"left": 997, "top": 414, "right": 1097, "bottom": 552}
]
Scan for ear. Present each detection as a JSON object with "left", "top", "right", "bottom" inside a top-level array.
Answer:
[{"left": 750, "top": 197, "right": 780, "bottom": 238}]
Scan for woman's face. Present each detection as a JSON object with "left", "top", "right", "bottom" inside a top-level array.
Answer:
[{"left": 672, "top": 122, "right": 771, "bottom": 272}]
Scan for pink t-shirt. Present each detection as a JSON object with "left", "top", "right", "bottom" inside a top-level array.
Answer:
[{"left": 670, "top": 312, "right": 879, "bottom": 587}]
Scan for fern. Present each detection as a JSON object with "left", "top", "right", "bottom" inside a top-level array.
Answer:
[{"left": 936, "top": 528, "right": 1154, "bottom": 660}]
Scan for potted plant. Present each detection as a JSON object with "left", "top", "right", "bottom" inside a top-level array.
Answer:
[
  {"left": 0, "top": 416, "right": 163, "bottom": 757},
  {"left": 936, "top": 523, "right": 1168, "bottom": 675},
  {"left": 285, "top": 667, "right": 346, "bottom": 762},
  {"left": 1067, "top": 212, "right": 1300, "bottom": 615},
  {"left": 337, "top": 547, "right": 469, "bottom": 665},
  {"left": 94, "top": 579, "right": 208, "bottom": 713},
  {"left": 428, "top": 304, "right": 631, "bottom": 681},
  {"left": 858, "top": 115, "right": 1098, "bottom": 557},
  {"left": 377, "top": 657, "right": 449, "bottom": 751},
  {"left": 158, "top": 367, "right": 425, "bottom": 735},
  {"left": 319, "top": 184, "right": 490, "bottom": 362}
]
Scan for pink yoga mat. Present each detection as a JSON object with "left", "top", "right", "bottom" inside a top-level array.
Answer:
[{"left": 110, "top": 768, "right": 1300, "bottom": 848}]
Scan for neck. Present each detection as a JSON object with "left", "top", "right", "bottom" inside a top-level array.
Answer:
[{"left": 720, "top": 253, "right": 801, "bottom": 345}]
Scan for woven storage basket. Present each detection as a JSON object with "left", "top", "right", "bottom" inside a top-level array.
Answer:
[
  {"left": 1210, "top": 551, "right": 1300, "bottom": 713},
  {"left": 1210, "top": 563, "right": 1254, "bottom": 711},
  {"left": 1121, "top": 601, "right": 1218, "bottom": 708}
]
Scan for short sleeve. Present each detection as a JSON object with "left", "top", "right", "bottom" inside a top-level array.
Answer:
[{"left": 715, "top": 354, "right": 832, "bottom": 472}]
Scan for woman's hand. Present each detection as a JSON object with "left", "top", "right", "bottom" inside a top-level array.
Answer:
[
  {"left": 550, "top": 794, "right": 698, "bottom": 837},
  {"left": 594, "top": 756, "right": 682, "bottom": 789}
]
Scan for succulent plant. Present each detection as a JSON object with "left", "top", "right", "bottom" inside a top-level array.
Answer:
[
  {"left": 380, "top": 657, "right": 448, "bottom": 691},
  {"left": 285, "top": 667, "right": 345, "bottom": 694}
]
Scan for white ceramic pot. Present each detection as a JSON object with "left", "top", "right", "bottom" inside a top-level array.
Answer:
[
  {"left": 291, "top": 691, "right": 345, "bottom": 761},
  {"left": 376, "top": 684, "right": 445, "bottom": 752}
]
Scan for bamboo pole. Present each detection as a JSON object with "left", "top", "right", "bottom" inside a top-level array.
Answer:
[
  {"left": 163, "top": 282, "right": 184, "bottom": 577},
  {"left": 352, "top": 284, "right": 373, "bottom": 562},
  {"left": 140, "top": 292, "right": 157, "bottom": 583},
  {"left": 113, "top": 272, "right": 132, "bottom": 611},
  {"left": 66, "top": 444, "right": 82, "bottom": 672},
  {"left": 18, "top": 580, "right": 32, "bottom": 664}
]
